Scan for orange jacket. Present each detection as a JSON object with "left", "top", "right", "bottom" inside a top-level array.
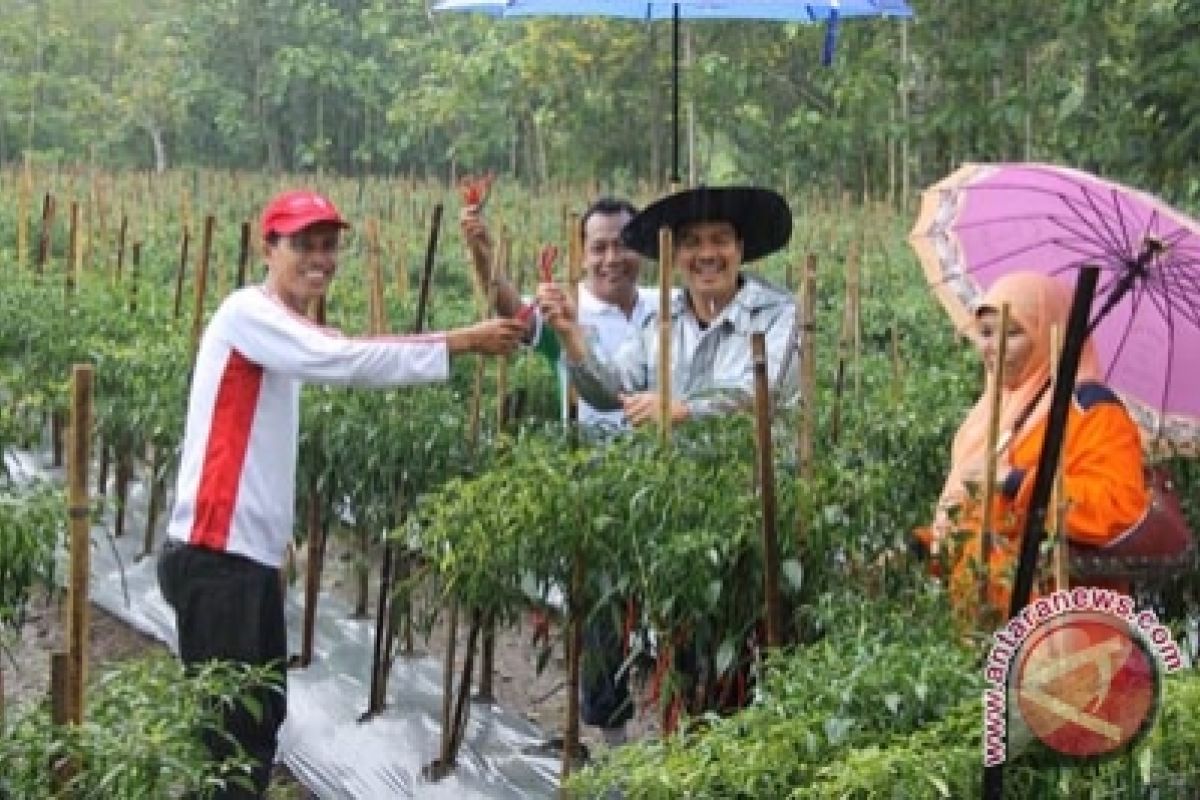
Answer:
[{"left": 922, "top": 383, "right": 1148, "bottom": 624}]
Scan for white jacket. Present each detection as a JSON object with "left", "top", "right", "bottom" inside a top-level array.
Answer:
[{"left": 166, "top": 286, "right": 449, "bottom": 567}]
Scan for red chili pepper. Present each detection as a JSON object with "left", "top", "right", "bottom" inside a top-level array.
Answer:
[{"left": 459, "top": 172, "right": 495, "bottom": 208}]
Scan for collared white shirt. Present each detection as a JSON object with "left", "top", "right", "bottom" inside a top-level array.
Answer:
[
  {"left": 529, "top": 284, "right": 656, "bottom": 427},
  {"left": 572, "top": 284, "right": 657, "bottom": 426}
]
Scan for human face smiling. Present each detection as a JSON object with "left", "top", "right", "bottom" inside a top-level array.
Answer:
[
  {"left": 264, "top": 222, "right": 342, "bottom": 314},
  {"left": 582, "top": 211, "right": 640, "bottom": 311},
  {"left": 976, "top": 309, "right": 1035, "bottom": 389},
  {"left": 676, "top": 220, "right": 742, "bottom": 316}
]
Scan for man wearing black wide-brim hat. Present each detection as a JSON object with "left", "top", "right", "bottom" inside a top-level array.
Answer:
[{"left": 537, "top": 185, "right": 799, "bottom": 424}]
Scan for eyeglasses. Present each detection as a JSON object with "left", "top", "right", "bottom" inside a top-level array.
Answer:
[{"left": 285, "top": 233, "right": 341, "bottom": 255}]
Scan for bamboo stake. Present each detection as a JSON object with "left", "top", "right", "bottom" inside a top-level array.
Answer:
[
  {"left": 298, "top": 491, "right": 325, "bottom": 668},
  {"left": 84, "top": 176, "right": 95, "bottom": 275},
  {"left": 66, "top": 364, "right": 93, "bottom": 725},
  {"left": 447, "top": 612, "right": 482, "bottom": 759},
  {"left": 115, "top": 215, "right": 128, "bottom": 284},
  {"left": 66, "top": 202, "right": 79, "bottom": 292},
  {"left": 140, "top": 444, "right": 163, "bottom": 560},
  {"left": 17, "top": 166, "right": 29, "bottom": 269},
  {"left": 831, "top": 243, "right": 859, "bottom": 443},
  {"left": 173, "top": 225, "right": 191, "bottom": 320},
  {"left": 978, "top": 303, "right": 1010, "bottom": 619},
  {"left": 189, "top": 216, "right": 215, "bottom": 360},
  {"left": 561, "top": 551, "right": 585, "bottom": 783},
  {"left": 37, "top": 192, "right": 55, "bottom": 273},
  {"left": 127, "top": 241, "right": 140, "bottom": 313},
  {"left": 50, "top": 652, "right": 74, "bottom": 790},
  {"left": 798, "top": 255, "right": 818, "bottom": 483},
  {"left": 435, "top": 601, "right": 459, "bottom": 775},
  {"left": 363, "top": 217, "right": 394, "bottom": 714},
  {"left": 849, "top": 243, "right": 862, "bottom": 397},
  {"left": 657, "top": 227, "right": 674, "bottom": 444},
  {"left": 413, "top": 205, "right": 442, "bottom": 331},
  {"left": 235, "top": 221, "right": 251, "bottom": 289},
  {"left": 365, "top": 217, "right": 384, "bottom": 334},
  {"left": 95, "top": 440, "right": 109, "bottom": 498},
  {"left": 752, "top": 333, "right": 783, "bottom": 648},
  {"left": 299, "top": 297, "right": 327, "bottom": 669},
  {"left": 475, "top": 233, "right": 512, "bottom": 704}
]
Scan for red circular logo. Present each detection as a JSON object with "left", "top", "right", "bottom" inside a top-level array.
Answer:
[{"left": 1012, "top": 613, "right": 1159, "bottom": 758}]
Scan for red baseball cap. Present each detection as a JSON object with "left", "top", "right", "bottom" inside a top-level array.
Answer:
[{"left": 259, "top": 190, "right": 349, "bottom": 238}]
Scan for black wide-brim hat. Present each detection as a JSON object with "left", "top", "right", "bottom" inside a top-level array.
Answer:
[{"left": 620, "top": 186, "right": 792, "bottom": 263}]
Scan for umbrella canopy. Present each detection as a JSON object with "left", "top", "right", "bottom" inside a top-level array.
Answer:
[
  {"left": 433, "top": 0, "right": 913, "bottom": 182},
  {"left": 909, "top": 161, "right": 1200, "bottom": 456}
]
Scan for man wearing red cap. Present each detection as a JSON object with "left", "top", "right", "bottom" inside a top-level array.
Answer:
[{"left": 157, "top": 190, "right": 526, "bottom": 798}]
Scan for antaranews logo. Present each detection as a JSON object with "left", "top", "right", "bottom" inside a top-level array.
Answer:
[{"left": 981, "top": 588, "right": 1183, "bottom": 767}]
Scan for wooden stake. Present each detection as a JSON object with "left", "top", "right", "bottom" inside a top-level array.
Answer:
[
  {"left": 37, "top": 192, "right": 55, "bottom": 273},
  {"left": 64, "top": 202, "right": 79, "bottom": 294},
  {"left": 127, "top": 241, "right": 140, "bottom": 312},
  {"left": 298, "top": 491, "right": 325, "bottom": 668},
  {"left": 413, "top": 205, "right": 442, "bottom": 331},
  {"left": 66, "top": 364, "right": 93, "bottom": 725},
  {"left": 562, "top": 552, "right": 585, "bottom": 783},
  {"left": 115, "top": 215, "right": 128, "bottom": 284},
  {"left": 299, "top": 297, "right": 327, "bottom": 668},
  {"left": 173, "top": 225, "right": 191, "bottom": 320},
  {"left": 95, "top": 440, "right": 109, "bottom": 498},
  {"left": 190, "top": 216, "right": 215, "bottom": 359},
  {"left": 235, "top": 221, "right": 251, "bottom": 289},
  {"left": 17, "top": 169, "right": 29, "bottom": 269},
  {"left": 657, "top": 227, "right": 674, "bottom": 444},
  {"left": 436, "top": 601, "right": 459, "bottom": 773},
  {"left": 141, "top": 445, "right": 163, "bottom": 559},
  {"left": 798, "top": 254, "right": 817, "bottom": 483},
  {"left": 365, "top": 217, "right": 386, "bottom": 333},
  {"left": 752, "top": 333, "right": 783, "bottom": 648},
  {"left": 50, "top": 651, "right": 75, "bottom": 791}
]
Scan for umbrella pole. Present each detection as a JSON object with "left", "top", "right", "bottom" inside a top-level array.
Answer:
[
  {"left": 1048, "top": 326, "right": 1069, "bottom": 592},
  {"left": 982, "top": 266, "right": 1100, "bottom": 800},
  {"left": 977, "top": 303, "right": 1010, "bottom": 626},
  {"left": 671, "top": 4, "right": 680, "bottom": 186}
]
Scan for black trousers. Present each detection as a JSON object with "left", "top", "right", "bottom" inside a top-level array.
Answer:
[
  {"left": 158, "top": 542, "right": 288, "bottom": 800},
  {"left": 580, "top": 603, "right": 633, "bottom": 730}
]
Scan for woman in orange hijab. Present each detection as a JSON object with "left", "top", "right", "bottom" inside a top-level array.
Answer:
[{"left": 919, "top": 272, "right": 1149, "bottom": 627}]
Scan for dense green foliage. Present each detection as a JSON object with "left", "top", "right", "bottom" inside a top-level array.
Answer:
[
  {"left": 569, "top": 592, "right": 1200, "bottom": 798},
  {"left": 0, "top": 656, "right": 274, "bottom": 799},
  {"left": 3, "top": 1, "right": 1200, "bottom": 202}
]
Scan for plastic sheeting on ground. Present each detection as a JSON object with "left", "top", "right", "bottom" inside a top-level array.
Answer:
[{"left": 8, "top": 449, "right": 560, "bottom": 799}]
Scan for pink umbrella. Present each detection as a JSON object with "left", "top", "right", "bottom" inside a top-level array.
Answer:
[{"left": 910, "top": 161, "right": 1200, "bottom": 456}]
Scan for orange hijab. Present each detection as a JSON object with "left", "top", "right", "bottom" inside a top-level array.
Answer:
[{"left": 933, "top": 272, "right": 1102, "bottom": 533}]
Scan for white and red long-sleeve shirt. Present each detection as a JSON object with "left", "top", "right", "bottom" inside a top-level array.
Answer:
[{"left": 167, "top": 286, "right": 449, "bottom": 568}]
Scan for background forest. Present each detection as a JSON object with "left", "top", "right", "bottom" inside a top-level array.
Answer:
[{"left": 1, "top": 0, "right": 1198, "bottom": 204}]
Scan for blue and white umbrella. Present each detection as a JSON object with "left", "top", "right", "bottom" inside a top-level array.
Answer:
[{"left": 433, "top": 0, "right": 913, "bottom": 182}]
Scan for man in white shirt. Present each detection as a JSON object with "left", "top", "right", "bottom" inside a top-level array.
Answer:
[
  {"left": 462, "top": 197, "right": 656, "bottom": 428},
  {"left": 158, "top": 189, "right": 525, "bottom": 799},
  {"left": 460, "top": 197, "right": 647, "bottom": 744}
]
